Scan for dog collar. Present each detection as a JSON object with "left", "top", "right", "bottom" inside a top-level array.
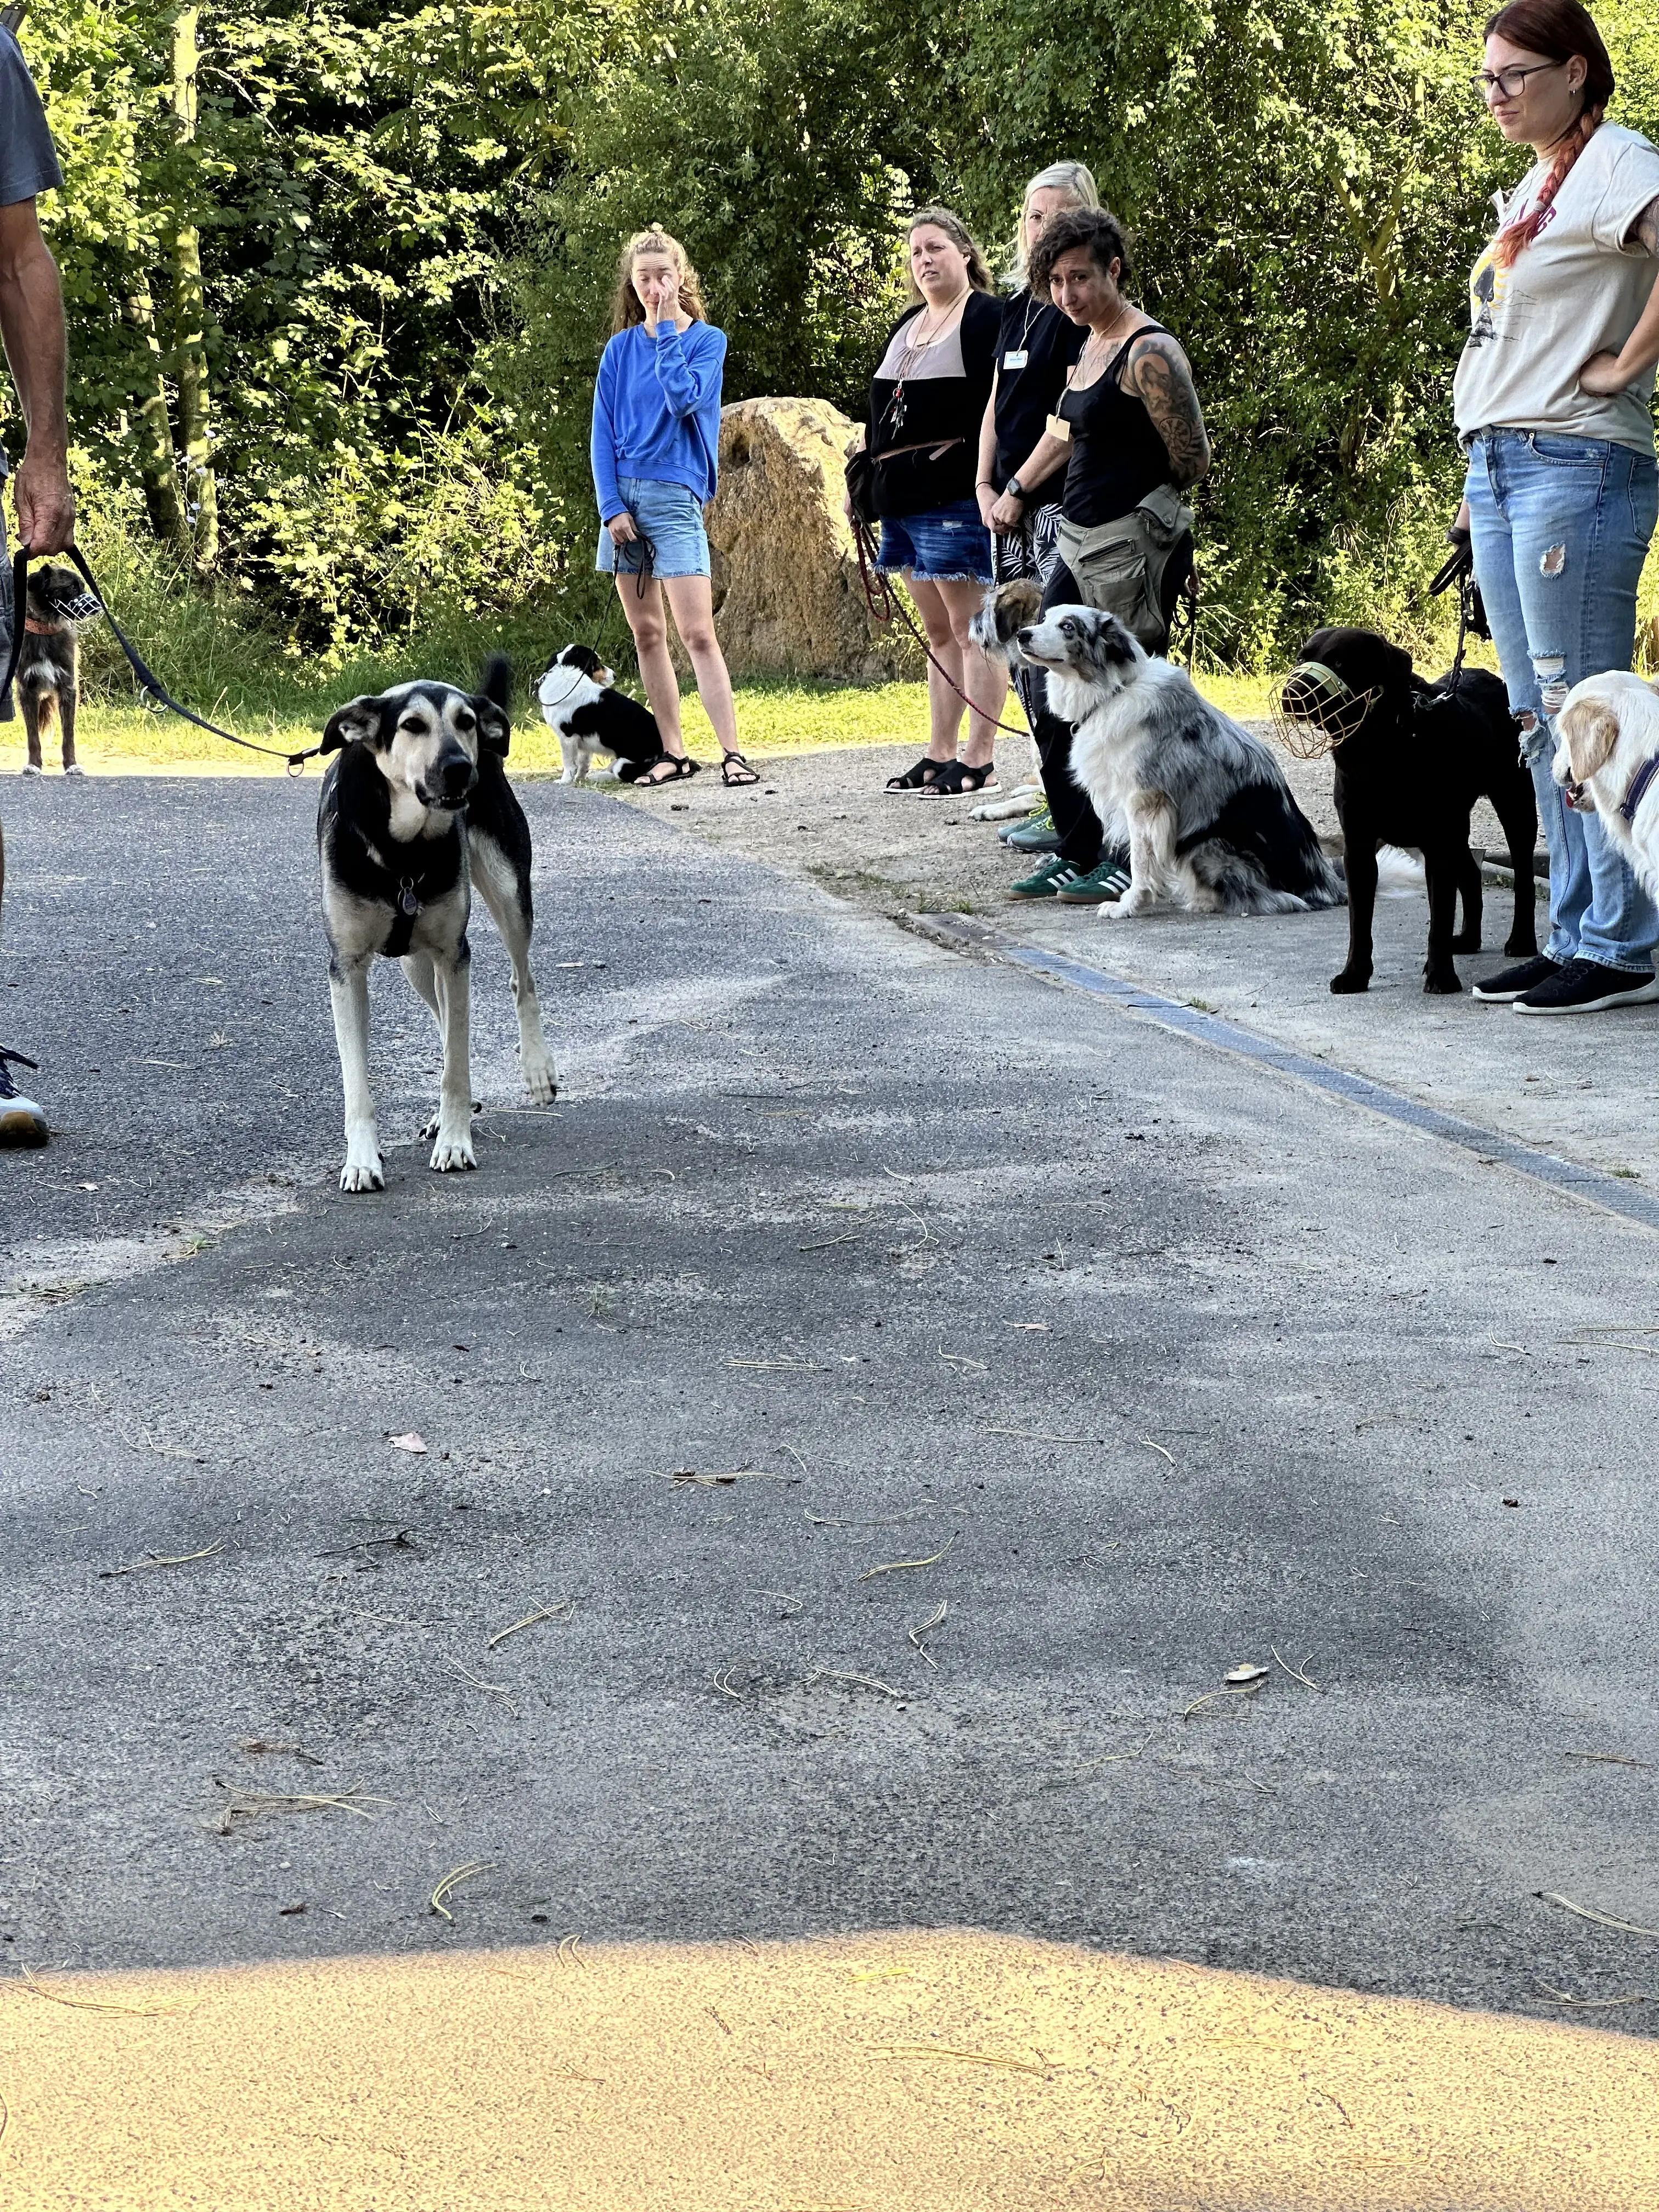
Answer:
[
  {"left": 1620, "top": 753, "right": 1659, "bottom": 827},
  {"left": 22, "top": 618, "right": 62, "bottom": 635}
]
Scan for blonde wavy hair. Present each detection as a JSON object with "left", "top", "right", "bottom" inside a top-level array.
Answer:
[
  {"left": 1007, "top": 160, "right": 1100, "bottom": 283},
  {"left": 609, "top": 227, "right": 710, "bottom": 334},
  {"left": 903, "top": 207, "right": 995, "bottom": 304}
]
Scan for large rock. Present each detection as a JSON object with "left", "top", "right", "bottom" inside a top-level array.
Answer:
[{"left": 703, "top": 397, "right": 923, "bottom": 684}]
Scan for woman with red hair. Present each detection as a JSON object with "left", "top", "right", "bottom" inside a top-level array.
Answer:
[{"left": 1457, "top": 1, "right": 1659, "bottom": 1015}]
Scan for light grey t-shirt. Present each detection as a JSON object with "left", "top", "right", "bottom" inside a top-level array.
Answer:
[{"left": 1453, "top": 121, "right": 1659, "bottom": 454}]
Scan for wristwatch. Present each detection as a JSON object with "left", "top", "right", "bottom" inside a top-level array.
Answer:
[{"left": 1004, "top": 476, "right": 1028, "bottom": 502}]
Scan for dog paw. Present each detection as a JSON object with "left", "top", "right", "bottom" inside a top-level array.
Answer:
[
  {"left": 1097, "top": 894, "right": 1147, "bottom": 920},
  {"left": 19, "top": 763, "right": 42, "bottom": 778},
  {"left": 1329, "top": 968, "right": 1372, "bottom": 994},
  {"left": 1423, "top": 970, "right": 1463, "bottom": 996},
  {"left": 429, "top": 1129, "right": 477, "bottom": 1173},
  {"left": 63, "top": 763, "right": 86, "bottom": 778},
  {"left": 522, "top": 1058, "right": 557, "bottom": 1105},
  {"left": 340, "top": 1155, "right": 385, "bottom": 1194}
]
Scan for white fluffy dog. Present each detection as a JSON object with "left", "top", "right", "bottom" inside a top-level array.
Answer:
[{"left": 1553, "top": 671, "right": 1659, "bottom": 899}]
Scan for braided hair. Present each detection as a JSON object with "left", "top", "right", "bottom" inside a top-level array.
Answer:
[{"left": 1485, "top": 0, "right": 1615, "bottom": 270}]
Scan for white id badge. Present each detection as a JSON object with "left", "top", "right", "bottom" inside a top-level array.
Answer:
[{"left": 1003, "top": 349, "right": 1029, "bottom": 370}]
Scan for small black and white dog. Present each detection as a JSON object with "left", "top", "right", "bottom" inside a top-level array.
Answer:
[
  {"left": 317, "top": 655, "right": 555, "bottom": 1193},
  {"left": 16, "top": 560, "right": 97, "bottom": 777},
  {"left": 537, "top": 644, "right": 662, "bottom": 784},
  {"left": 984, "top": 584, "right": 1344, "bottom": 918},
  {"left": 1286, "top": 627, "right": 1536, "bottom": 995}
]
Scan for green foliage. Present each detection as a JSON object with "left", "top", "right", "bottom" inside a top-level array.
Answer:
[{"left": 7, "top": 0, "right": 1659, "bottom": 687}]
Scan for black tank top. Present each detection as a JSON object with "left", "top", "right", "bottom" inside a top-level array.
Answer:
[{"left": 1056, "top": 323, "right": 1173, "bottom": 526}]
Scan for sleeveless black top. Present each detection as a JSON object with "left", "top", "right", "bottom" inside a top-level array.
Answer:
[{"left": 1056, "top": 323, "right": 1174, "bottom": 527}]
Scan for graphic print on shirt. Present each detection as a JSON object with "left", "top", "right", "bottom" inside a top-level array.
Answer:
[{"left": 1468, "top": 202, "right": 1556, "bottom": 347}]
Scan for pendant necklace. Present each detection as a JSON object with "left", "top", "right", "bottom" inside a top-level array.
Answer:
[{"left": 890, "top": 287, "right": 968, "bottom": 435}]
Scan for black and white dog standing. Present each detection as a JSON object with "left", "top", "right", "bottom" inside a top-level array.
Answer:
[
  {"left": 537, "top": 643, "right": 663, "bottom": 783},
  {"left": 317, "top": 656, "right": 555, "bottom": 1192}
]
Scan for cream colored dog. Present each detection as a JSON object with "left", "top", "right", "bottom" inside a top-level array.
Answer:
[{"left": 1553, "top": 672, "right": 1659, "bottom": 900}]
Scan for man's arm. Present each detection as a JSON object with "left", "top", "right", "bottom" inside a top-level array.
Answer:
[
  {"left": 0, "top": 195, "right": 73, "bottom": 552},
  {"left": 1127, "top": 332, "right": 1211, "bottom": 490}
]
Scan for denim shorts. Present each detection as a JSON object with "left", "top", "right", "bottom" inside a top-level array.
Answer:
[
  {"left": 596, "top": 474, "right": 710, "bottom": 579},
  {"left": 876, "top": 498, "right": 995, "bottom": 584}
]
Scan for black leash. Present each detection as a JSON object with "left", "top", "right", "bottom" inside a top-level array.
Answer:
[{"left": 3, "top": 543, "right": 330, "bottom": 771}]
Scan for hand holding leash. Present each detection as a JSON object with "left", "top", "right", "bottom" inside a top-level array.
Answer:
[{"left": 12, "top": 454, "right": 74, "bottom": 556}]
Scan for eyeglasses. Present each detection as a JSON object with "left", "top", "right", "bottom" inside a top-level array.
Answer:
[{"left": 1470, "top": 60, "right": 1563, "bottom": 101}]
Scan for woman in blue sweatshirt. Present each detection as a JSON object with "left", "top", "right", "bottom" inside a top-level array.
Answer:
[{"left": 591, "top": 229, "right": 756, "bottom": 787}]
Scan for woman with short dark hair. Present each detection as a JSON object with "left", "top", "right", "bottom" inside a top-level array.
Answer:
[
  {"left": 1008, "top": 205, "right": 1211, "bottom": 903},
  {"left": 854, "top": 207, "right": 1004, "bottom": 798},
  {"left": 1456, "top": 0, "right": 1659, "bottom": 1015}
]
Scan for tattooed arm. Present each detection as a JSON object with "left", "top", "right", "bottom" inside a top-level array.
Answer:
[
  {"left": 1578, "top": 194, "right": 1659, "bottom": 396},
  {"left": 1126, "top": 332, "right": 1211, "bottom": 489}
]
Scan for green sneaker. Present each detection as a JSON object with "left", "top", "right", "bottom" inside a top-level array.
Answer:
[
  {"left": 1054, "top": 855, "right": 1133, "bottom": 904},
  {"left": 1002, "top": 805, "right": 1058, "bottom": 852},
  {"left": 1008, "top": 854, "right": 1082, "bottom": 899}
]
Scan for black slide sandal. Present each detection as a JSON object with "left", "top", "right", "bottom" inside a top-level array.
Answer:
[
  {"left": 918, "top": 759, "right": 998, "bottom": 799},
  {"left": 885, "top": 755, "right": 944, "bottom": 795}
]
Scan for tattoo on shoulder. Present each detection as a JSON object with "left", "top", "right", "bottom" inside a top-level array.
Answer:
[
  {"left": 1635, "top": 193, "right": 1659, "bottom": 256},
  {"left": 1127, "top": 335, "right": 1212, "bottom": 489}
]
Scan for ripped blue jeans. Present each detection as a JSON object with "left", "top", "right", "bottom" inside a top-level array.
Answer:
[{"left": 1464, "top": 429, "right": 1659, "bottom": 972}]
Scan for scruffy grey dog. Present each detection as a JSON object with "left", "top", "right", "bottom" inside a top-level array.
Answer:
[{"left": 981, "top": 584, "right": 1344, "bottom": 918}]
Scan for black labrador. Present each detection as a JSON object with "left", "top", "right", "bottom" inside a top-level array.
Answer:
[{"left": 1284, "top": 627, "right": 1537, "bottom": 995}]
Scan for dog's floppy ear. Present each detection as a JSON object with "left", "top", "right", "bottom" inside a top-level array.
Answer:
[
  {"left": 1559, "top": 695, "right": 1621, "bottom": 783},
  {"left": 321, "top": 695, "right": 387, "bottom": 755}
]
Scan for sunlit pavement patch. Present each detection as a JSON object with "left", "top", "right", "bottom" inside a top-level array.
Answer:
[{"left": 2, "top": 1932, "right": 1653, "bottom": 2207}]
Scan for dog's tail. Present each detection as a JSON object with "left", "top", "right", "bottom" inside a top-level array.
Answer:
[
  {"left": 1375, "top": 844, "right": 1427, "bottom": 898},
  {"left": 480, "top": 652, "right": 514, "bottom": 714}
]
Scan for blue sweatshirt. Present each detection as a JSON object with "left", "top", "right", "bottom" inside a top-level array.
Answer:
[{"left": 590, "top": 320, "right": 728, "bottom": 524}]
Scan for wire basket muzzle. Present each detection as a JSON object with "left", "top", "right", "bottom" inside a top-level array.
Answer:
[{"left": 1265, "top": 663, "right": 1381, "bottom": 761}]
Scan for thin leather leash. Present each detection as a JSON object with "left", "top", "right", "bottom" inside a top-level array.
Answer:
[
  {"left": 3, "top": 542, "right": 330, "bottom": 771},
  {"left": 850, "top": 513, "right": 1031, "bottom": 740}
]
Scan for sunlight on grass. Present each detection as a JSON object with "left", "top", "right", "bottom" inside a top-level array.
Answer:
[{"left": 5, "top": 670, "right": 1285, "bottom": 776}]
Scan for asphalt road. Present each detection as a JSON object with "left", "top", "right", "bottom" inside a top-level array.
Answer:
[{"left": 1, "top": 772, "right": 1656, "bottom": 2035}]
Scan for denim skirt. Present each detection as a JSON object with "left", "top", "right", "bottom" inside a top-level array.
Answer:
[
  {"left": 596, "top": 474, "right": 710, "bottom": 579},
  {"left": 876, "top": 498, "right": 995, "bottom": 585}
]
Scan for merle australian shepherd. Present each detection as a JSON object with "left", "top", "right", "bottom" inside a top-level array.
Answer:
[
  {"left": 980, "top": 583, "right": 1344, "bottom": 918},
  {"left": 317, "top": 655, "right": 555, "bottom": 1193},
  {"left": 537, "top": 644, "right": 663, "bottom": 783}
]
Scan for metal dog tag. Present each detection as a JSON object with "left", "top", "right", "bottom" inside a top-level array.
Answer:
[{"left": 399, "top": 886, "right": 420, "bottom": 916}]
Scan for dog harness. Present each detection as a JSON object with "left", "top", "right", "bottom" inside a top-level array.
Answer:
[{"left": 1619, "top": 753, "right": 1659, "bottom": 828}]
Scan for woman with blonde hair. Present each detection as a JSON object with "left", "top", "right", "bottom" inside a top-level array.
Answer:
[
  {"left": 853, "top": 206, "right": 1004, "bottom": 797},
  {"left": 590, "top": 227, "right": 758, "bottom": 787},
  {"left": 973, "top": 161, "right": 1098, "bottom": 847}
]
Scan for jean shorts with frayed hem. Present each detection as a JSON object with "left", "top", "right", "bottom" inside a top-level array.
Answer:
[
  {"left": 876, "top": 498, "right": 995, "bottom": 585},
  {"left": 596, "top": 473, "right": 710, "bottom": 579}
]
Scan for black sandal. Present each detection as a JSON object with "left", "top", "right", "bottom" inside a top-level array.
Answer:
[
  {"left": 721, "top": 751, "right": 760, "bottom": 787},
  {"left": 917, "top": 759, "right": 998, "bottom": 799},
  {"left": 885, "top": 755, "right": 945, "bottom": 795},
  {"left": 635, "top": 753, "right": 699, "bottom": 789}
]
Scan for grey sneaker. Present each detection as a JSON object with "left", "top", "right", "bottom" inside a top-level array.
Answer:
[
  {"left": 0, "top": 1046, "right": 48, "bottom": 1147},
  {"left": 1002, "top": 805, "right": 1059, "bottom": 852}
]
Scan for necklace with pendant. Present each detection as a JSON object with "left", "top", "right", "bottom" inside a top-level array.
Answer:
[{"left": 890, "top": 288, "right": 968, "bottom": 433}]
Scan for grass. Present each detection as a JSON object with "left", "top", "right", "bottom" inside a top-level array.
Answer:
[{"left": 5, "top": 668, "right": 1288, "bottom": 776}]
